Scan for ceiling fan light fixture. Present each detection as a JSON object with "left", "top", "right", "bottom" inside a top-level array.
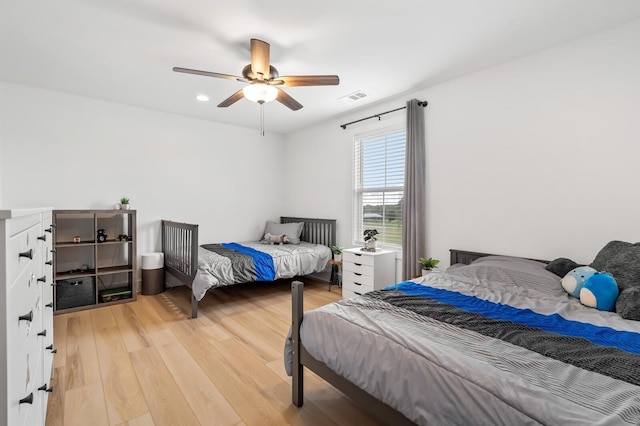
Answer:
[
  {"left": 195, "top": 94, "right": 210, "bottom": 102},
  {"left": 243, "top": 83, "right": 277, "bottom": 104}
]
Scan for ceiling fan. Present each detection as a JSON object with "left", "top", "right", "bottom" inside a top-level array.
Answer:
[{"left": 173, "top": 38, "right": 340, "bottom": 111}]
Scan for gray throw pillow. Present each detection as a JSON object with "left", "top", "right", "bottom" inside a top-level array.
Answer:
[
  {"left": 546, "top": 258, "right": 581, "bottom": 278},
  {"left": 590, "top": 240, "right": 632, "bottom": 271},
  {"left": 616, "top": 287, "right": 640, "bottom": 321},
  {"left": 263, "top": 221, "right": 303, "bottom": 244},
  {"left": 601, "top": 246, "right": 640, "bottom": 291}
]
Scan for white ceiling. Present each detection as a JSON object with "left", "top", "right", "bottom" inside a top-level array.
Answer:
[{"left": 2, "top": 1, "right": 640, "bottom": 135}]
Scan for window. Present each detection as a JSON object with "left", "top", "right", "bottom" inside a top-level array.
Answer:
[{"left": 353, "top": 127, "right": 405, "bottom": 247}]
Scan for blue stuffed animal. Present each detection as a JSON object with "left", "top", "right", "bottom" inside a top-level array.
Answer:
[
  {"left": 580, "top": 272, "right": 619, "bottom": 312},
  {"left": 561, "top": 266, "right": 597, "bottom": 298}
]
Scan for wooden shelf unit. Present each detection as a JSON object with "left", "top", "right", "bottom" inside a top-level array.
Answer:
[{"left": 53, "top": 209, "right": 137, "bottom": 314}]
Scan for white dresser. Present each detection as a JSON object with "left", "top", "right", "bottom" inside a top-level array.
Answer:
[
  {"left": 342, "top": 247, "right": 396, "bottom": 299},
  {"left": 0, "top": 208, "right": 54, "bottom": 426}
]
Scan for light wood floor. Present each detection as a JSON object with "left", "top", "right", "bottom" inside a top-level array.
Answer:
[{"left": 45, "top": 278, "right": 385, "bottom": 426}]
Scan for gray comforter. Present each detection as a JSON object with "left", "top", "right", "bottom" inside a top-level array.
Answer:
[
  {"left": 192, "top": 241, "right": 331, "bottom": 301},
  {"left": 286, "top": 256, "right": 640, "bottom": 425}
]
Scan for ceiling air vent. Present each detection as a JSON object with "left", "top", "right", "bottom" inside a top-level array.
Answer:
[{"left": 339, "top": 91, "right": 370, "bottom": 103}]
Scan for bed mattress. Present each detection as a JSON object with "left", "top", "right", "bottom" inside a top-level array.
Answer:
[
  {"left": 288, "top": 256, "right": 640, "bottom": 425},
  {"left": 192, "top": 241, "right": 331, "bottom": 301}
]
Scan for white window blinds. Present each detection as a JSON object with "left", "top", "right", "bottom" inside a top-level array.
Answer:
[{"left": 353, "top": 128, "right": 406, "bottom": 247}]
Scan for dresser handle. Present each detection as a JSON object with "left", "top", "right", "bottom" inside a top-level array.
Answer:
[
  {"left": 354, "top": 291, "right": 362, "bottom": 296},
  {"left": 46, "top": 344, "right": 58, "bottom": 354},
  {"left": 45, "top": 302, "right": 53, "bottom": 308},
  {"left": 45, "top": 260, "right": 53, "bottom": 266},
  {"left": 38, "top": 329, "right": 47, "bottom": 337},
  {"left": 38, "top": 384, "right": 54, "bottom": 393},
  {"left": 19, "top": 393, "right": 33, "bottom": 405},
  {"left": 354, "top": 273, "right": 362, "bottom": 276},
  {"left": 354, "top": 282, "right": 362, "bottom": 286},
  {"left": 45, "top": 224, "right": 55, "bottom": 233},
  {"left": 50, "top": 248, "right": 56, "bottom": 254},
  {"left": 38, "top": 275, "right": 47, "bottom": 283},
  {"left": 355, "top": 253, "right": 362, "bottom": 257},
  {"left": 38, "top": 234, "right": 47, "bottom": 241},
  {"left": 19, "top": 310, "right": 33, "bottom": 322},
  {"left": 19, "top": 249, "right": 33, "bottom": 260},
  {"left": 354, "top": 263, "right": 362, "bottom": 266}
]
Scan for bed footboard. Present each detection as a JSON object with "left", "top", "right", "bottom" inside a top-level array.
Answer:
[
  {"left": 291, "top": 281, "right": 414, "bottom": 425},
  {"left": 162, "top": 220, "right": 199, "bottom": 317}
]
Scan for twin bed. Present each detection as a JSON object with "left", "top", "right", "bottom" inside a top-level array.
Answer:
[
  {"left": 161, "top": 217, "right": 335, "bottom": 318},
  {"left": 288, "top": 249, "right": 640, "bottom": 425}
]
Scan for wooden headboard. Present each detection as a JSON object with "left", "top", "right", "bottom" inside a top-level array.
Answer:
[
  {"left": 450, "top": 249, "right": 549, "bottom": 266},
  {"left": 280, "top": 217, "right": 336, "bottom": 247}
]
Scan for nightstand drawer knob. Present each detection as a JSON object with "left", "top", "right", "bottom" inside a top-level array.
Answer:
[
  {"left": 354, "top": 263, "right": 362, "bottom": 266},
  {"left": 38, "top": 234, "right": 47, "bottom": 241},
  {"left": 38, "top": 329, "right": 47, "bottom": 337},
  {"left": 354, "top": 282, "right": 362, "bottom": 286},
  {"left": 38, "top": 275, "right": 47, "bottom": 283},
  {"left": 354, "top": 273, "right": 362, "bottom": 276},
  {"left": 354, "top": 291, "right": 362, "bottom": 296}
]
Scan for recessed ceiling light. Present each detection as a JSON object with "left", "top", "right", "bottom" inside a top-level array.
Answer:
[{"left": 195, "top": 94, "right": 210, "bottom": 102}]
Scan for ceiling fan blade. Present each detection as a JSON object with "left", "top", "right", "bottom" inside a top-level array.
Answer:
[
  {"left": 250, "top": 39, "right": 271, "bottom": 80},
  {"left": 278, "top": 75, "right": 340, "bottom": 87},
  {"left": 217, "top": 89, "right": 245, "bottom": 107},
  {"left": 276, "top": 88, "right": 303, "bottom": 111},
  {"left": 173, "top": 67, "right": 248, "bottom": 82}
]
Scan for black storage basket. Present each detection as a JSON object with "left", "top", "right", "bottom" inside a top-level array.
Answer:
[{"left": 56, "top": 277, "right": 96, "bottom": 310}]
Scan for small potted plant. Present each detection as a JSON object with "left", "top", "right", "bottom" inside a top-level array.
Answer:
[
  {"left": 363, "top": 229, "right": 378, "bottom": 251},
  {"left": 419, "top": 257, "right": 440, "bottom": 276},
  {"left": 120, "top": 197, "right": 130, "bottom": 210},
  {"left": 331, "top": 245, "right": 343, "bottom": 262}
]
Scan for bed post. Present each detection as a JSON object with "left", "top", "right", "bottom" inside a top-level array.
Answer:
[
  {"left": 292, "top": 280, "right": 304, "bottom": 407},
  {"left": 191, "top": 293, "right": 198, "bottom": 318}
]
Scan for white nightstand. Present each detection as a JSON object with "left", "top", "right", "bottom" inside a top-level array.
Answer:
[{"left": 342, "top": 247, "right": 396, "bottom": 299}]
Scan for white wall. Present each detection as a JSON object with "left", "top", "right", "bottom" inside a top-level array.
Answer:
[
  {"left": 0, "top": 83, "right": 287, "bottom": 286},
  {"left": 284, "top": 19, "right": 640, "bottom": 275}
]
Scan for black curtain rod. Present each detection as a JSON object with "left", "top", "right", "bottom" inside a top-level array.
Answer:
[{"left": 340, "top": 100, "right": 428, "bottom": 129}]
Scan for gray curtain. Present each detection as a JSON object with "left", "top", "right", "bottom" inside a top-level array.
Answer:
[{"left": 402, "top": 99, "right": 426, "bottom": 280}]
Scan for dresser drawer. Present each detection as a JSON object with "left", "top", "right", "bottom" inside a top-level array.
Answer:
[
  {"left": 8, "top": 223, "right": 41, "bottom": 287},
  {"left": 343, "top": 250, "right": 375, "bottom": 267}
]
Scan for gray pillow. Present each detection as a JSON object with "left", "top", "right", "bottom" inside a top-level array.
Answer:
[
  {"left": 616, "top": 287, "right": 640, "bottom": 321},
  {"left": 546, "top": 258, "right": 582, "bottom": 278},
  {"left": 590, "top": 240, "right": 632, "bottom": 271},
  {"left": 601, "top": 246, "right": 640, "bottom": 291},
  {"left": 263, "top": 221, "right": 303, "bottom": 244}
]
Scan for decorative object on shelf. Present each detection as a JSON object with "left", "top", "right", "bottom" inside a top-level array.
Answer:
[
  {"left": 97, "top": 229, "right": 107, "bottom": 243},
  {"left": 419, "top": 257, "right": 440, "bottom": 276},
  {"left": 117, "top": 234, "right": 132, "bottom": 242},
  {"left": 114, "top": 203, "right": 121, "bottom": 210},
  {"left": 120, "top": 197, "right": 130, "bottom": 210},
  {"left": 73, "top": 235, "right": 81, "bottom": 243},
  {"left": 363, "top": 229, "right": 378, "bottom": 252},
  {"left": 331, "top": 245, "right": 343, "bottom": 262}
]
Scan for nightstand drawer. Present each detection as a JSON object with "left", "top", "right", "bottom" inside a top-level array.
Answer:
[
  {"left": 343, "top": 280, "right": 374, "bottom": 296},
  {"left": 343, "top": 270, "right": 374, "bottom": 288},
  {"left": 342, "top": 260, "right": 373, "bottom": 276},
  {"left": 343, "top": 250, "right": 375, "bottom": 266},
  {"left": 342, "top": 288, "right": 365, "bottom": 299}
]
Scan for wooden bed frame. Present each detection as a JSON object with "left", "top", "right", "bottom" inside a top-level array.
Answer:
[
  {"left": 161, "top": 217, "right": 336, "bottom": 318},
  {"left": 290, "top": 248, "right": 550, "bottom": 424}
]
